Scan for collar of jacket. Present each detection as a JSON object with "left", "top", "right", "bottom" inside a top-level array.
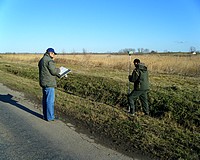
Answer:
[{"left": 44, "top": 53, "right": 53, "bottom": 59}]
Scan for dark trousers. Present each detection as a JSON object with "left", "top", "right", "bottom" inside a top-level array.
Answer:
[{"left": 128, "top": 90, "right": 149, "bottom": 115}]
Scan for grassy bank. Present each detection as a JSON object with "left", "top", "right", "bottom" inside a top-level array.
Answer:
[{"left": 0, "top": 54, "right": 199, "bottom": 159}]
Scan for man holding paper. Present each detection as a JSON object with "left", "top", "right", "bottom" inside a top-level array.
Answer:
[{"left": 38, "top": 48, "right": 61, "bottom": 121}]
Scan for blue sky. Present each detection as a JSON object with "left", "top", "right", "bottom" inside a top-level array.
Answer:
[{"left": 0, "top": 0, "right": 200, "bottom": 53}]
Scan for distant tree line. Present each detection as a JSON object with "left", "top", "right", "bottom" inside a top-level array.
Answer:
[
  {"left": 118, "top": 46, "right": 199, "bottom": 54},
  {"left": 118, "top": 48, "right": 156, "bottom": 54}
]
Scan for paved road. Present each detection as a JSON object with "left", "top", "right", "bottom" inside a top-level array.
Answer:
[{"left": 0, "top": 83, "right": 149, "bottom": 160}]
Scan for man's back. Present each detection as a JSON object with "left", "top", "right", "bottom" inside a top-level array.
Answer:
[
  {"left": 129, "top": 63, "right": 149, "bottom": 91},
  {"left": 38, "top": 54, "right": 60, "bottom": 88},
  {"left": 136, "top": 63, "right": 149, "bottom": 91}
]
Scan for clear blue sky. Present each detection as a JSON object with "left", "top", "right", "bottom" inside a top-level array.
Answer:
[{"left": 0, "top": 0, "right": 200, "bottom": 53}]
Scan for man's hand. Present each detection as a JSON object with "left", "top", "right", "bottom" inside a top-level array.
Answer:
[{"left": 128, "top": 75, "right": 133, "bottom": 82}]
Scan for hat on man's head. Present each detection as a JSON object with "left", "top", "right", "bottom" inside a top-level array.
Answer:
[
  {"left": 133, "top": 58, "right": 140, "bottom": 64},
  {"left": 46, "top": 48, "right": 57, "bottom": 55}
]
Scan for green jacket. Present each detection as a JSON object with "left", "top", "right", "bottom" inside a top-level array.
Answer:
[
  {"left": 129, "top": 63, "right": 149, "bottom": 91},
  {"left": 38, "top": 53, "right": 60, "bottom": 88}
]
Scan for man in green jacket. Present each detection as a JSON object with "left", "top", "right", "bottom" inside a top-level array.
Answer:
[
  {"left": 128, "top": 59, "right": 149, "bottom": 116},
  {"left": 38, "top": 48, "right": 60, "bottom": 121}
]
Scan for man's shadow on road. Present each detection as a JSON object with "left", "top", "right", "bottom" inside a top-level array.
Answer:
[{"left": 0, "top": 94, "right": 43, "bottom": 119}]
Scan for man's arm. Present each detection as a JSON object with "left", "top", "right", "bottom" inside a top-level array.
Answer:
[
  {"left": 48, "top": 60, "right": 60, "bottom": 76},
  {"left": 129, "top": 69, "right": 139, "bottom": 82}
]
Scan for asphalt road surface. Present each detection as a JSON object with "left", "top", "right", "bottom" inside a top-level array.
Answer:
[{"left": 0, "top": 83, "right": 150, "bottom": 160}]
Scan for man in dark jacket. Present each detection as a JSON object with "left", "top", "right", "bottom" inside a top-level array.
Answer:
[
  {"left": 38, "top": 48, "right": 60, "bottom": 121},
  {"left": 128, "top": 59, "right": 149, "bottom": 116}
]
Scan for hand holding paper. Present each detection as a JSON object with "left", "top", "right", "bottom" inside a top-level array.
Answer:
[{"left": 59, "top": 66, "right": 71, "bottom": 78}]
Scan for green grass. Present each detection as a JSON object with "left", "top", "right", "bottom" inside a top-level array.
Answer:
[{"left": 0, "top": 61, "right": 199, "bottom": 160}]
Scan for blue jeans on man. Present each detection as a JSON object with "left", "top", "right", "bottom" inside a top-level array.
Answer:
[{"left": 42, "top": 87, "right": 55, "bottom": 121}]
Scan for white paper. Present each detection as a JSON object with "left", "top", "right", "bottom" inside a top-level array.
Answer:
[{"left": 59, "top": 66, "right": 71, "bottom": 78}]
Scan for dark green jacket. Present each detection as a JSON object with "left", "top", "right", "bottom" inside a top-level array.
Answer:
[
  {"left": 38, "top": 53, "right": 60, "bottom": 88},
  {"left": 129, "top": 63, "right": 149, "bottom": 91}
]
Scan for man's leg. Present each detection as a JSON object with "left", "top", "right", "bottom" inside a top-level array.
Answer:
[
  {"left": 42, "top": 88, "right": 47, "bottom": 120},
  {"left": 45, "top": 87, "right": 55, "bottom": 121},
  {"left": 128, "top": 90, "right": 140, "bottom": 114},
  {"left": 140, "top": 91, "right": 149, "bottom": 115}
]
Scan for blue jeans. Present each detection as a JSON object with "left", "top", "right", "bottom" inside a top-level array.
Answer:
[{"left": 42, "top": 87, "right": 55, "bottom": 121}]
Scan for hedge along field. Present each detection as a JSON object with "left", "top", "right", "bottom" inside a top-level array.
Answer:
[{"left": 0, "top": 54, "right": 200, "bottom": 159}]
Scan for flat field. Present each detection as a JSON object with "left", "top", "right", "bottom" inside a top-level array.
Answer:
[{"left": 0, "top": 53, "right": 199, "bottom": 159}]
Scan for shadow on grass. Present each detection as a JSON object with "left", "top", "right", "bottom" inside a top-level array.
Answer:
[{"left": 0, "top": 94, "right": 43, "bottom": 119}]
